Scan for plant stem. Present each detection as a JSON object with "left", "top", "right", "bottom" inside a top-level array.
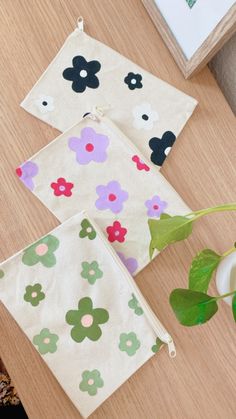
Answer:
[
  {"left": 215, "top": 290, "right": 236, "bottom": 301},
  {"left": 222, "top": 247, "right": 236, "bottom": 258},
  {"left": 187, "top": 203, "right": 236, "bottom": 219},
  {"left": 200, "top": 290, "right": 236, "bottom": 306}
]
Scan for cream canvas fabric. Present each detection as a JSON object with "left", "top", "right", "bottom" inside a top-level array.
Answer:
[
  {"left": 0, "top": 211, "right": 174, "bottom": 418},
  {"left": 21, "top": 20, "right": 197, "bottom": 168},
  {"left": 16, "top": 112, "right": 190, "bottom": 276}
]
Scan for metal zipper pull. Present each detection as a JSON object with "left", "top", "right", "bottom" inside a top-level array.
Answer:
[{"left": 77, "top": 16, "right": 84, "bottom": 32}]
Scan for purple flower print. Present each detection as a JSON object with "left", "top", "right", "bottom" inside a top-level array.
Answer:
[
  {"left": 117, "top": 252, "right": 138, "bottom": 276},
  {"left": 145, "top": 195, "right": 167, "bottom": 217},
  {"left": 16, "top": 161, "right": 39, "bottom": 191},
  {"left": 68, "top": 127, "right": 109, "bottom": 165},
  {"left": 95, "top": 181, "right": 128, "bottom": 214}
]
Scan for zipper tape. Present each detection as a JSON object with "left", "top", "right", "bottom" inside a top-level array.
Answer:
[{"left": 88, "top": 213, "right": 176, "bottom": 358}]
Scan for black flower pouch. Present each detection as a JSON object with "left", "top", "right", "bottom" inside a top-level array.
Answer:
[{"left": 21, "top": 18, "right": 197, "bottom": 168}]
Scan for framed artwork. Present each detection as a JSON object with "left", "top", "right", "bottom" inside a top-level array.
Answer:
[{"left": 142, "top": 0, "right": 236, "bottom": 78}]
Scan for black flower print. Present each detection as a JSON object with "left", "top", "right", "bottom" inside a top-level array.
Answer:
[
  {"left": 63, "top": 56, "right": 101, "bottom": 93},
  {"left": 124, "top": 72, "right": 143, "bottom": 90},
  {"left": 149, "top": 131, "right": 176, "bottom": 166}
]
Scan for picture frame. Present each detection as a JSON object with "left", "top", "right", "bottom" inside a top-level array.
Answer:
[{"left": 142, "top": 0, "right": 236, "bottom": 78}]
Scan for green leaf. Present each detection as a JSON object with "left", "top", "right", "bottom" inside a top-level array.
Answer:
[
  {"left": 189, "top": 249, "right": 221, "bottom": 293},
  {"left": 149, "top": 240, "right": 155, "bottom": 260},
  {"left": 149, "top": 214, "right": 171, "bottom": 259},
  {"left": 148, "top": 215, "right": 193, "bottom": 251},
  {"left": 169, "top": 289, "right": 218, "bottom": 326},
  {"left": 232, "top": 293, "right": 236, "bottom": 322},
  {"left": 160, "top": 213, "right": 171, "bottom": 220}
]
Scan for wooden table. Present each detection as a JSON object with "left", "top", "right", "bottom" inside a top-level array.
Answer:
[{"left": 0, "top": 1, "right": 236, "bottom": 418}]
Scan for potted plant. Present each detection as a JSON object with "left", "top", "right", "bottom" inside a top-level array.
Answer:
[{"left": 148, "top": 203, "right": 236, "bottom": 326}]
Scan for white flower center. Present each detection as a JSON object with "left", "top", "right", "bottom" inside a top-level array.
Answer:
[
  {"left": 80, "top": 70, "right": 87, "bottom": 78},
  {"left": 164, "top": 147, "right": 171, "bottom": 156},
  {"left": 131, "top": 79, "right": 136, "bottom": 84}
]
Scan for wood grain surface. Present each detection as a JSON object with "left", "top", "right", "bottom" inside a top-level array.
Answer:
[
  {"left": 142, "top": 0, "right": 236, "bottom": 78},
  {"left": 0, "top": 1, "right": 236, "bottom": 418}
]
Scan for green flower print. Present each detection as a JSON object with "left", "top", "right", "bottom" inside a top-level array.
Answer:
[
  {"left": 24, "top": 283, "right": 45, "bottom": 306},
  {"left": 79, "top": 219, "right": 96, "bottom": 240},
  {"left": 119, "top": 332, "right": 140, "bottom": 356},
  {"left": 22, "top": 235, "right": 59, "bottom": 268},
  {"left": 33, "top": 328, "right": 59, "bottom": 355},
  {"left": 81, "top": 261, "right": 103, "bottom": 285},
  {"left": 0, "top": 269, "right": 4, "bottom": 279},
  {"left": 152, "top": 337, "right": 164, "bottom": 353},
  {"left": 79, "top": 369, "right": 104, "bottom": 396},
  {"left": 66, "top": 297, "right": 109, "bottom": 343},
  {"left": 128, "top": 293, "right": 144, "bottom": 316}
]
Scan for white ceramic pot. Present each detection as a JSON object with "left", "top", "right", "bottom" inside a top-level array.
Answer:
[{"left": 216, "top": 252, "right": 236, "bottom": 305}]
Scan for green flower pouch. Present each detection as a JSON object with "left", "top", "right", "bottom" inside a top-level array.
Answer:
[
  {"left": 0, "top": 211, "right": 174, "bottom": 418},
  {"left": 16, "top": 112, "right": 190, "bottom": 277}
]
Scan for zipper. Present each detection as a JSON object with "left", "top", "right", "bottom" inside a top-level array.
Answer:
[{"left": 90, "top": 213, "right": 176, "bottom": 358}]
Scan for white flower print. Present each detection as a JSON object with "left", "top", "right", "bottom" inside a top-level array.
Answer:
[
  {"left": 35, "top": 95, "right": 55, "bottom": 114},
  {"left": 132, "top": 103, "right": 159, "bottom": 130}
]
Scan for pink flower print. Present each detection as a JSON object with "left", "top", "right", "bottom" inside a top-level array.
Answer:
[
  {"left": 50, "top": 178, "right": 74, "bottom": 197},
  {"left": 132, "top": 155, "right": 150, "bottom": 171},
  {"left": 106, "top": 221, "right": 127, "bottom": 243}
]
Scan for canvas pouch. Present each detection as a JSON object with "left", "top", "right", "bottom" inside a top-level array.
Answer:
[
  {"left": 21, "top": 18, "right": 197, "bottom": 168},
  {"left": 16, "top": 110, "right": 190, "bottom": 276},
  {"left": 0, "top": 211, "right": 175, "bottom": 418}
]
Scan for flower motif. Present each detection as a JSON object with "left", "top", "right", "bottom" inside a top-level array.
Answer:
[
  {"left": 132, "top": 103, "right": 158, "bottom": 130},
  {"left": 68, "top": 127, "right": 109, "bottom": 165},
  {"left": 119, "top": 332, "right": 140, "bottom": 356},
  {"left": 33, "top": 328, "right": 59, "bottom": 355},
  {"left": 106, "top": 221, "right": 127, "bottom": 243},
  {"left": 149, "top": 131, "right": 176, "bottom": 166},
  {"left": 35, "top": 95, "right": 54, "bottom": 114},
  {"left": 50, "top": 177, "right": 74, "bottom": 197},
  {"left": 0, "top": 270, "right": 4, "bottom": 279},
  {"left": 145, "top": 195, "right": 168, "bottom": 217},
  {"left": 66, "top": 297, "right": 109, "bottom": 343},
  {"left": 128, "top": 293, "right": 143, "bottom": 316},
  {"left": 79, "top": 370, "right": 104, "bottom": 396},
  {"left": 95, "top": 181, "right": 128, "bottom": 214},
  {"left": 132, "top": 155, "right": 150, "bottom": 172},
  {"left": 117, "top": 252, "right": 138, "bottom": 275},
  {"left": 79, "top": 219, "right": 96, "bottom": 240},
  {"left": 16, "top": 161, "right": 38, "bottom": 191},
  {"left": 22, "top": 235, "right": 59, "bottom": 268},
  {"left": 81, "top": 261, "right": 103, "bottom": 285},
  {"left": 63, "top": 55, "right": 101, "bottom": 93},
  {"left": 24, "top": 283, "right": 45, "bottom": 307},
  {"left": 152, "top": 337, "right": 164, "bottom": 353},
  {"left": 124, "top": 72, "right": 143, "bottom": 90}
]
